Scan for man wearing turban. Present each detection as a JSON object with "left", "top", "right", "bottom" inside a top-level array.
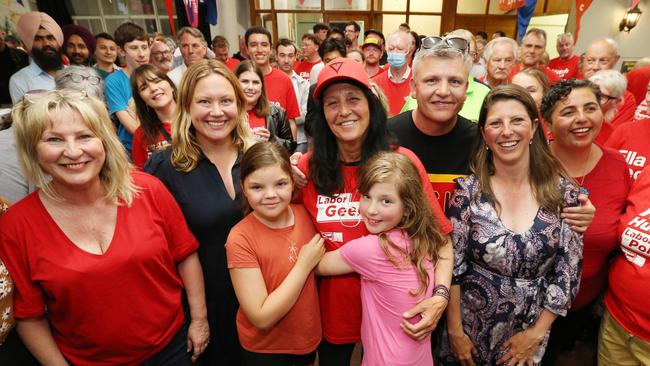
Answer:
[
  {"left": 62, "top": 24, "right": 96, "bottom": 66},
  {"left": 8, "top": 12, "right": 64, "bottom": 103}
]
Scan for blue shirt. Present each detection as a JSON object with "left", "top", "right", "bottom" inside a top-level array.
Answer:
[
  {"left": 8, "top": 60, "right": 57, "bottom": 103},
  {"left": 105, "top": 69, "right": 133, "bottom": 153}
]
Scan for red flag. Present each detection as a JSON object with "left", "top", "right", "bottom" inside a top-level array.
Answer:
[
  {"left": 630, "top": 0, "right": 641, "bottom": 9},
  {"left": 499, "top": 0, "right": 525, "bottom": 11},
  {"left": 165, "top": 0, "right": 175, "bottom": 35},
  {"left": 574, "top": 0, "right": 593, "bottom": 42}
]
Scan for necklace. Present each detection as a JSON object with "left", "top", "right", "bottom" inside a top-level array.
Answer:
[{"left": 576, "top": 146, "right": 593, "bottom": 191}]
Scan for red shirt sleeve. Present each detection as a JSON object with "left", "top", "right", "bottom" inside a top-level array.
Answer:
[
  {"left": 132, "top": 127, "right": 147, "bottom": 170},
  {"left": 285, "top": 78, "right": 301, "bottom": 119}
]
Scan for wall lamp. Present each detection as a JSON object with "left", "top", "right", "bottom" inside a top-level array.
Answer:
[{"left": 619, "top": 6, "right": 642, "bottom": 32}]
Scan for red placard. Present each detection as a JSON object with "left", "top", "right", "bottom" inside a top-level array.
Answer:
[{"left": 499, "top": 0, "right": 526, "bottom": 11}]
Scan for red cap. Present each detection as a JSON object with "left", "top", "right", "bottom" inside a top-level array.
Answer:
[{"left": 313, "top": 57, "right": 372, "bottom": 99}]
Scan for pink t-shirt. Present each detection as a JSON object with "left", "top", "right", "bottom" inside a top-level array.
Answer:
[{"left": 339, "top": 230, "right": 434, "bottom": 366}]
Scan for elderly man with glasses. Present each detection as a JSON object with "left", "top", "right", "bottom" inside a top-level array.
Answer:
[
  {"left": 583, "top": 37, "right": 637, "bottom": 127},
  {"left": 149, "top": 40, "right": 174, "bottom": 73}
]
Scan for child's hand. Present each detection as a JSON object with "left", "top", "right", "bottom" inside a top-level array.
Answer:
[{"left": 296, "top": 234, "right": 325, "bottom": 270}]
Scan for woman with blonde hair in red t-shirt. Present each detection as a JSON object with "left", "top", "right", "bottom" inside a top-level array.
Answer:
[
  {"left": 541, "top": 78, "right": 632, "bottom": 364},
  {"left": 226, "top": 141, "right": 324, "bottom": 365}
]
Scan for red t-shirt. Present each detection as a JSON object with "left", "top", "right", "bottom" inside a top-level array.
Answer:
[
  {"left": 226, "top": 204, "right": 321, "bottom": 354},
  {"left": 610, "top": 91, "right": 637, "bottom": 127},
  {"left": 0, "top": 172, "right": 199, "bottom": 365},
  {"left": 626, "top": 65, "right": 650, "bottom": 107},
  {"left": 132, "top": 123, "right": 172, "bottom": 170},
  {"left": 605, "top": 119, "right": 650, "bottom": 180},
  {"left": 264, "top": 68, "right": 300, "bottom": 120},
  {"left": 509, "top": 64, "right": 561, "bottom": 84},
  {"left": 571, "top": 147, "right": 631, "bottom": 309},
  {"left": 548, "top": 55, "right": 581, "bottom": 80},
  {"left": 297, "top": 147, "right": 452, "bottom": 343},
  {"left": 246, "top": 109, "right": 266, "bottom": 129},
  {"left": 294, "top": 60, "right": 321, "bottom": 81},
  {"left": 605, "top": 167, "right": 650, "bottom": 341},
  {"left": 223, "top": 57, "right": 240, "bottom": 72},
  {"left": 371, "top": 69, "right": 412, "bottom": 117},
  {"left": 595, "top": 121, "right": 614, "bottom": 146}
]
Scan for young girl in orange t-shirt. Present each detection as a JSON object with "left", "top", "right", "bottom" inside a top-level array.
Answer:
[{"left": 226, "top": 141, "right": 324, "bottom": 365}]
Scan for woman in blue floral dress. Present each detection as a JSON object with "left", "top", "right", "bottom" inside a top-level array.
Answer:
[{"left": 438, "top": 85, "right": 584, "bottom": 366}]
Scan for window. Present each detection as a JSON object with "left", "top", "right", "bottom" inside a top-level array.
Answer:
[{"left": 65, "top": 0, "right": 178, "bottom": 35}]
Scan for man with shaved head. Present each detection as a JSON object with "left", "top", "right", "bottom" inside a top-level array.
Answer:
[
  {"left": 583, "top": 37, "right": 635, "bottom": 126},
  {"left": 549, "top": 32, "right": 580, "bottom": 80},
  {"left": 371, "top": 30, "right": 412, "bottom": 116}
]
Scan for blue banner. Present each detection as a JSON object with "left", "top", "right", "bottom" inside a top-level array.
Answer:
[{"left": 517, "top": 0, "right": 538, "bottom": 41}]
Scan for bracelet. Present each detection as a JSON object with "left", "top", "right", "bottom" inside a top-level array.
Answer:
[{"left": 432, "top": 284, "right": 450, "bottom": 301}]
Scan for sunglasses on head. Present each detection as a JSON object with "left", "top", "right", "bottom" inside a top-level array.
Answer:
[
  {"left": 23, "top": 89, "right": 88, "bottom": 104},
  {"left": 421, "top": 36, "right": 469, "bottom": 54}
]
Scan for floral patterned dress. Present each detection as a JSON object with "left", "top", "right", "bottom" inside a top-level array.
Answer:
[{"left": 438, "top": 175, "right": 583, "bottom": 365}]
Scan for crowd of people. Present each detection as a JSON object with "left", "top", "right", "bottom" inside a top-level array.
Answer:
[{"left": 0, "top": 9, "right": 649, "bottom": 366}]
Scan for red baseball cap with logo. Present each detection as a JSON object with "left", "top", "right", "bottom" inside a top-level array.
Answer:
[{"left": 313, "top": 57, "right": 372, "bottom": 99}]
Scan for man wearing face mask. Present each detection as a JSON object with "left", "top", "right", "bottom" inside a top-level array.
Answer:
[
  {"left": 9, "top": 12, "right": 64, "bottom": 103},
  {"left": 371, "top": 30, "right": 412, "bottom": 116}
]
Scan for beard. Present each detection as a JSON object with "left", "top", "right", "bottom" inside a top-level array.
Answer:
[
  {"left": 69, "top": 52, "right": 91, "bottom": 66},
  {"left": 32, "top": 46, "right": 64, "bottom": 72},
  {"left": 344, "top": 38, "right": 353, "bottom": 46}
]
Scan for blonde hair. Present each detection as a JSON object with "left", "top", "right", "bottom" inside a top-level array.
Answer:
[
  {"left": 11, "top": 93, "right": 137, "bottom": 205},
  {"left": 171, "top": 59, "right": 255, "bottom": 172},
  {"left": 357, "top": 151, "right": 447, "bottom": 297}
]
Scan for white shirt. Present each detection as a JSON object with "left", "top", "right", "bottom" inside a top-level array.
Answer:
[{"left": 167, "top": 63, "right": 187, "bottom": 87}]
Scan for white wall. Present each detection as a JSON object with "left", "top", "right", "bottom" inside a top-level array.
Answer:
[
  {"left": 208, "top": 0, "right": 250, "bottom": 53},
  {"left": 574, "top": 0, "right": 650, "bottom": 68},
  {"left": 1, "top": 0, "right": 32, "bottom": 36}
]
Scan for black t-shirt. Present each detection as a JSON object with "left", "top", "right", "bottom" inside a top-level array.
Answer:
[
  {"left": 144, "top": 148, "right": 243, "bottom": 364},
  {"left": 388, "top": 111, "right": 477, "bottom": 208},
  {"left": 0, "top": 47, "right": 29, "bottom": 106}
]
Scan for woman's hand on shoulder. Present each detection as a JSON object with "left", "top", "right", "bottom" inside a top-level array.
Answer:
[
  {"left": 560, "top": 193, "right": 595, "bottom": 233},
  {"left": 296, "top": 234, "right": 325, "bottom": 271},
  {"left": 400, "top": 295, "right": 448, "bottom": 340},
  {"left": 186, "top": 317, "right": 210, "bottom": 363},
  {"left": 290, "top": 152, "right": 307, "bottom": 189},
  {"left": 448, "top": 328, "right": 478, "bottom": 366}
]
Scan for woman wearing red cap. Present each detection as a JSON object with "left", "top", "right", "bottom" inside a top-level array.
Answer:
[{"left": 292, "top": 57, "right": 454, "bottom": 364}]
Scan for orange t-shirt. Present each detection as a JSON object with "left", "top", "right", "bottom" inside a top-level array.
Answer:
[{"left": 226, "top": 204, "right": 322, "bottom": 354}]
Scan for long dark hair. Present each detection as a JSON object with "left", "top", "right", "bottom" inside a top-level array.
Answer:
[
  {"left": 131, "top": 64, "right": 177, "bottom": 144},
  {"left": 234, "top": 60, "right": 270, "bottom": 116},
  {"left": 309, "top": 80, "right": 393, "bottom": 196}
]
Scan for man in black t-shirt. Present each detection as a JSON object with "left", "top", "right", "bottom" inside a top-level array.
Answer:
[{"left": 388, "top": 46, "right": 476, "bottom": 210}]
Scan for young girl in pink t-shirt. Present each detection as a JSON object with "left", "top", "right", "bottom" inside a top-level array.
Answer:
[
  {"left": 226, "top": 141, "right": 325, "bottom": 366},
  {"left": 317, "top": 151, "right": 450, "bottom": 365}
]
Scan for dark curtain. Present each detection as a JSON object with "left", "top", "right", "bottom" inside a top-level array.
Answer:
[
  {"left": 174, "top": 0, "right": 213, "bottom": 47},
  {"left": 36, "top": 0, "right": 74, "bottom": 26}
]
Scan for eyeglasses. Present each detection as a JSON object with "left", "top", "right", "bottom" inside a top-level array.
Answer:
[
  {"left": 421, "top": 36, "right": 469, "bottom": 54},
  {"left": 62, "top": 73, "right": 102, "bottom": 85},
  {"left": 585, "top": 57, "right": 611, "bottom": 67},
  {"left": 151, "top": 50, "right": 172, "bottom": 58},
  {"left": 600, "top": 93, "right": 619, "bottom": 103},
  {"left": 23, "top": 89, "right": 88, "bottom": 104}
]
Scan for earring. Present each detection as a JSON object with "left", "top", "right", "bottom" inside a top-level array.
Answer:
[
  {"left": 485, "top": 145, "right": 489, "bottom": 151},
  {"left": 529, "top": 139, "right": 533, "bottom": 145}
]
